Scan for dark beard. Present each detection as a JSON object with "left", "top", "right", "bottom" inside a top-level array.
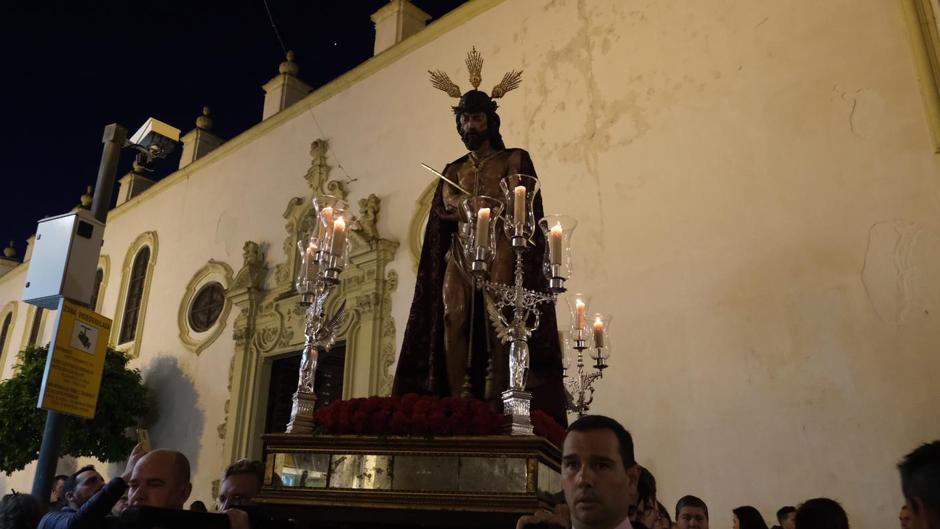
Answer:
[{"left": 461, "top": 131, "right": 486, "bottom": 151}]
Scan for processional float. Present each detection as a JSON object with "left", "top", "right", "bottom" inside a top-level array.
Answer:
[{"left": 255, "top": 48, "right": 616, "bottom": 529}]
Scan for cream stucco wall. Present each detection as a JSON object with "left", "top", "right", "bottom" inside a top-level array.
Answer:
[{"left": 0, "top": 0, "right": 937, "bottom": 527}]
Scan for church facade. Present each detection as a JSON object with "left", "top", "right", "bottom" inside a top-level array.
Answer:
[{"left": 0, "top": 1, "right": 938, "bottom": 527}]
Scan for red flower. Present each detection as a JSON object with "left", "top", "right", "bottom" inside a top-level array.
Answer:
[
  {"left": 351, "top": 411, "right": 369, "bottom": 434},
  {"left": 427, "top": 411, "right": 450, "bottom": 435},
  {"left": 450, "top": 412, "right": 469, "bottom": 435},
  {"left": 411, "top": 413, "right": 429, "bottom": 435},
  {"left": 413, "top": 396, "right": 435, "bottom": 416},
  {"left": 361, "top": 396, "right": 382, "bottom": 414},
  {"left": 336, "top": 409, "right": 352, "bottom": 433},
  {"left": 400, "top": 393, "right": 419, "bottom": 414},
  {"left": 370, "top": 411, "right": 388, "bottom": 433},
  {"left": 452, "top": 397, "right": 471, "bottom": 416},
  {"left": 390, "top": 411, "right": 410, "bottom": 435}
]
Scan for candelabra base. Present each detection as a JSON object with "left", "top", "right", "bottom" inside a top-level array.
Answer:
[
  {"left": 286, "top": 389, "right": 317, "bottom": 434},
  {"left": 501, "top": 389, "right": 534, "bottom": 435}
]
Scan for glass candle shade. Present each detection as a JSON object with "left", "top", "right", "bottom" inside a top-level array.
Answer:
[
  {"left": 461, "top": 195, "right": 505, "bottom": 260},
  {"left": 538, "top": 214, "right": 578, "bottom": 287},
  {"left": 499, "top": 174, "right": 540, "bottom": 241},
  {"left": 320, "top": 209, "right": 354, "bottom": 269},
  {"left": 589, "top": 313, "right": 612, "bottom": 370},
  {"left": 565, "top": 292, "right": 592, "bottom": 340},
  {"left": 311, "top": 195, "right": 349, "bottom": 251},
  {"left": 295, "top": 236, "right": 320, "bottom": 295}
]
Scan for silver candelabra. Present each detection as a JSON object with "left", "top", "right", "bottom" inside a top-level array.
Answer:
[
  {"left": 563, "top": 309, "right": 610, "bottom": 417},
  {"left": 286, "top": 196, "right": 352, "bottom": 434},
  {"left": 462, "top": 175, "right": 586, "bottom": 435}
]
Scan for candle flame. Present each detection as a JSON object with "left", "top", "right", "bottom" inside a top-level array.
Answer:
[
  {"left": 551, "top": 223, "right": 563, "bottom": 235},
  {"left": 334, "top": 216, "right": 346, "bottom": 230}
]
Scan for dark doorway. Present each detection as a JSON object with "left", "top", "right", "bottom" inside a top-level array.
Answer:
[{"left": 264, "top": 343, "right": 347, "bottom": 434}]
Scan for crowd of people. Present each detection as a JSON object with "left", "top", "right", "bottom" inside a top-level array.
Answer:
[
  {"left": 0, "top": 415, "right": 937, "bottom": 529},
  {"left": 0, "top": 445, "right": 265, "bottom": 529},
  {"left": 516, "top": 415, "right": 939, "bottom": 529}
]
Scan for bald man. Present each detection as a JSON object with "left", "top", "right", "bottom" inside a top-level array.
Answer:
[
  {"left": 128, "top": 449, "right": 193, "bottom": 509},
  {"left": 128, "top": 450, "right": 251, "bottom": 529}
]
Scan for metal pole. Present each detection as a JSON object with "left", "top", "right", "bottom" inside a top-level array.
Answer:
[{"left": 31, "top": 123, "right": 126, "bottom": 505}]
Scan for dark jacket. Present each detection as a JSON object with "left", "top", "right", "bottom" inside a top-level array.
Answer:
[{"left": 38, "top": 477, "right": 126, "bottom": 529}]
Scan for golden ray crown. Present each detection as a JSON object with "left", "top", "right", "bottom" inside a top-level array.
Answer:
[{"left": 428, "top": 46, "right": 523, "bottom": 99}]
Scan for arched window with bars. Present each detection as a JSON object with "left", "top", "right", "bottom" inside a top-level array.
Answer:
[{"left": 119, "top": 247, "right": 150, "bottom": 344}]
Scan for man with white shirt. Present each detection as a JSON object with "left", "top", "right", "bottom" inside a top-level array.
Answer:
[{"left": 562, "top": 415, "right": 642, "bottom": 529}]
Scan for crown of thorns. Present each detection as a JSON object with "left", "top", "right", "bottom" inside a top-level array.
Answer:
[{"left": 428, "top": 46, "right": 523, "bottom": 99}]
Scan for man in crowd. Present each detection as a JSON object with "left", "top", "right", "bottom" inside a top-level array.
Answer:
[
  {"left": 898, "top": 440, "right": 940, "bottom": 529},
  {"left": 675, "top": 496, "right": 709, "bottom": 529},
  {"left": 562, "top": 415, "right": 641, "bottom": 529},
  {"left": 128, "top": 449, "right": 251, "bottom": 529},
  {"left": 633, "top": 467, "right": 658, "bottom": 529},
  {"left": 38, "top": 443, "right": 146, "bottom": 529},
  {"left": 48, "top": 474, "right": 68, "bottom": 510},
  {"left": 901, "top": 506, "right": 914, "bottom": 529},
  {"left": 793, "top": 498, "right": 848, "bottom": 529},
  {"left": 217, "top": 459, "right": 265, "bottom": 511},
  {"left": 775, "top": 506, "right": 796, "bottom": 529},
  {"left": 517, "top": 415, "right": 640, "bottom": 529}
]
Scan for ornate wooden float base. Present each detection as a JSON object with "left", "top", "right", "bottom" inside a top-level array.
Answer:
[{"left": 256, "top": 433, "right": 562, "bottom": 528}]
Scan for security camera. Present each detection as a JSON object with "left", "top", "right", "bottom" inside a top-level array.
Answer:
[{"left": 128, "top": 117, "right": 181, "bottom": 161}]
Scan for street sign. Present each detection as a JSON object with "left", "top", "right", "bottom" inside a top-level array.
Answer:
[{"left": 37, "top": 298, "right": 112, "bottom": 419}]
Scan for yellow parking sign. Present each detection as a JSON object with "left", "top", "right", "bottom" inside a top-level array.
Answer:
[{"left": 37, "top": 298, "right": 112, "bottom": 419}]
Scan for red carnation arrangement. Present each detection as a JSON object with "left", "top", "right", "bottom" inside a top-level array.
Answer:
[{"left": 313, "top": 394, "right": 565, "bottom": 446}]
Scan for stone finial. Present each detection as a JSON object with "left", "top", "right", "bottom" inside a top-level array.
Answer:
[
  {"left": 279, "top": 50, "right": 299, "bottom": 76},
  {"left": 3, "top": 240, "right": 16, "bottom": 259},
  {"left": 80, "top": 185, "right": 93, "bottom": 208},
  {"left": 196, "top": 106, "right": 213, "bottom": 131}
]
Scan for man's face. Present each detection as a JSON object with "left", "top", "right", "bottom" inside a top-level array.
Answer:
[
  {"left": 459, "top": 112, "right": 488, "bottom": 151},
  {"left": 66, "top": 470, "right": 104, "bottom": 508},
  {"left": 50, "top": 478, "right": 65, "bottom": 502},
  {"left": 128, "top": 453, "right": 191, "bottom": 510},
  {"left": 902, "top": 500, "right": 938, "bottom": 529},
  {"left": 562, "top": 429, "right": 637, "bottom": 529},
  {"left": 217, "top": 473, "right": 262, "bottom": 511},
  {"left": 782, "top": 511, "right": 796, "bottom": 529},
  {"left": 677, "top": 507, "right": 709, "bottom": 529},
  {"left": 900, "top": 505, "right": 913, "bottom": 529}
]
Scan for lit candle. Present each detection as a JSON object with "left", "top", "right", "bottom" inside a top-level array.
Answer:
[
  {"left": 593, "top": 316, "right": 605, "bottom": 348},
  {"left": 317, "top": 206, "right": 334, "bottom": 241},
  {"left": 331, "top": 216, "right": 346, "bottom": 256},
  {"left": 549, "top": 223, "right": 563, "bottom": 266},
  {"left": 576, "top": 299, "right": 586, "bottom": 330},
  {"left": 475, "top": 208, "right": 491, "bottom": 248},
  {"left": 514, "top": 186, "right": 526, "bottom": 230}
]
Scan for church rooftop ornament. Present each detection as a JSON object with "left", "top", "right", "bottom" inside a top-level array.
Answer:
[
  {"left": 79, "top": 186, "right": 93, "bottom": 209},
  {"left": 195, "top": 106, "right": 213, "bottom": 131},
  {"left": 279, "top": 50, "right": 300, "bottom": 76}
]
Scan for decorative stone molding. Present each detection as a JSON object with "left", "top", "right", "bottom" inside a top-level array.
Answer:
[
  {"left": 112, "top": 231, "right": 158, "bottom": 359},
  {"left": 221, "top": 139, "right": 399, "bottom": 465},
  {"left": 408, "top": 180, "right": 437, "bottom": 271},
  {"left": 178, "top": 260, "right": 235, "bottom": 355},
  {"left": 95, "top": 255, "right": 111, "bottom": 313}
]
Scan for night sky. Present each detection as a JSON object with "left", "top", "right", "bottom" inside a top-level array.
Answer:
[{"left": 0, "top": 0, "right": 466, "bottom": 258}]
